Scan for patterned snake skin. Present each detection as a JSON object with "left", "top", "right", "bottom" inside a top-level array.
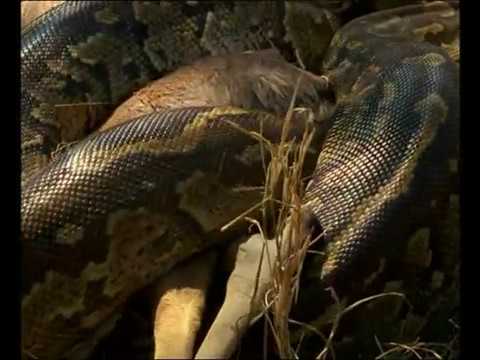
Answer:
[{"left": 21, "top": 1, "right": 459, "bottom": 359}]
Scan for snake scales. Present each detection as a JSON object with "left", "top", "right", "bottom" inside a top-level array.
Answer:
[{"left": 21, "top": 1, "right": 459, "bottom": 359}]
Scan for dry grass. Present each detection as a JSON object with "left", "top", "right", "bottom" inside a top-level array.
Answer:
[
  {"left": 237, "top": 75, "right": 320, "bottom": 359},
  {"left": 219, "top": 74, "right": 320, "bottom": 358},
  {"left": 262, "top": 81, "right": 318, "bottom": 359}
]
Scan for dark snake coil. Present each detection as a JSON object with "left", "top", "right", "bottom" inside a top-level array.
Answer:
[{"left": 21, "top": 2, "right": 459, "bottom": 359}]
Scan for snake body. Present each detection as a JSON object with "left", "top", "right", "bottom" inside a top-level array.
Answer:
[
  {"left": 21, "top": 2, "right": 459, "bottom": 359},
  {"left": 303, "top": 2, "right": 459, "bottom": 285}
]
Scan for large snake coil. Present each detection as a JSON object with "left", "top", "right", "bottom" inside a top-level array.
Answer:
[{"left": 21, "top": 2, "right": 459, "bottom": 359}]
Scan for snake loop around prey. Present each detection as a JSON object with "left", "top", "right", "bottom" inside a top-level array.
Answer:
[{"left": 21, "top": 2, "right": 459, "bottom": 359}]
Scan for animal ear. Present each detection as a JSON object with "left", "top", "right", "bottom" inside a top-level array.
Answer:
[{"left": 284, "top": 3, "right": 339, "bottom": 72}]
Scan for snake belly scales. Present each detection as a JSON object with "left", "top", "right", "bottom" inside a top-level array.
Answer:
[{"left": 21, "top": 2, "right": 459, "bottom": 359}]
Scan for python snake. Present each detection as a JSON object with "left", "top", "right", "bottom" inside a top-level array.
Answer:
[{"left": 21, "top": 2, "right": 459, "bottom": 359}]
